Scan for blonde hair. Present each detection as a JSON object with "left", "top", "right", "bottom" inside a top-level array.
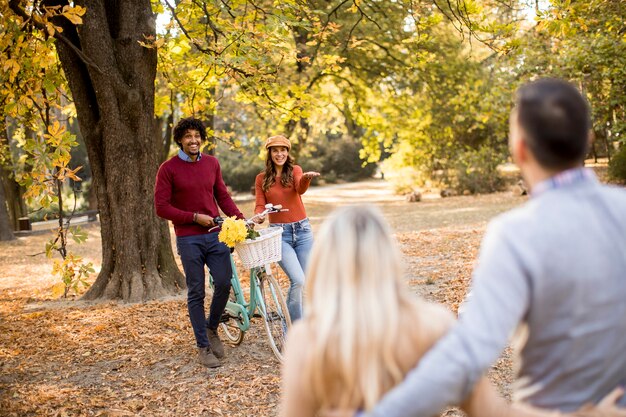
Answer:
[{"left": 304, "top": 205, "right": 417, "bottom": 411}]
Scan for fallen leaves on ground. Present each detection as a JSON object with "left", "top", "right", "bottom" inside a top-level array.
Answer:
[{"left": 0, "top": 183, "right": 522, "bottom": 416}]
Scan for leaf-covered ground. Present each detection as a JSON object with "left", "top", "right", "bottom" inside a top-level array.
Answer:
[{"left": 0, "top": 180, "right": 526, "bottom": 416}]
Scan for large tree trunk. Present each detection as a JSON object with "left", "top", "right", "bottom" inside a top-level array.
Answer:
[
  {"left": 0, "top": 168, "right": 21, "bottom": 234},
  {"left": 0, "top": 121, "right": 28, "bottom": 230},
  {"left": 0, "top": 176, "right": 15, "bottom": 241},
  {"left": 44, "top": 0, "right": 185, "bottom": 301}
]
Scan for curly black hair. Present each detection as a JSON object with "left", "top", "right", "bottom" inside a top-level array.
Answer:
[{"left": 173, "top": 117, "right": 207, "bottom": 149}]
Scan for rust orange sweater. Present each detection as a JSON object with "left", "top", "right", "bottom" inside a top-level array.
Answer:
[{"left": 255, "top": 165, "right": 312, "bottom": 223}]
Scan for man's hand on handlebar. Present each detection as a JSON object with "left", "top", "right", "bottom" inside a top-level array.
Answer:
[
  {"left": 253, "top": 215, "right": 266, "bottom": 224},
  {"left": 195, "top": 213, "right": 216, "bottom": 228}
]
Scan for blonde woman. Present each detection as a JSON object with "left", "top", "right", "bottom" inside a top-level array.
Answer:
[{"left": 280, "top": 205, "right": 625, "bottom": 417}]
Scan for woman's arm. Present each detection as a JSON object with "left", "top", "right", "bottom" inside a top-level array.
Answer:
[
  {"left": 280, "top": 322, "right": 318, "bottom": 417},
  {"left": 293, "top": 165, "right": 318, "bottom": 194},
  {"left": 463, "top": 379, "right": 626, "bottom": 417},
  {"left": 463, "top": 378, "right": 559, "bottom": 417}
]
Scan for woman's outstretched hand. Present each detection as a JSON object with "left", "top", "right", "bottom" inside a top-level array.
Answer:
[{"left": 302, "top": 171, "right": 321, "bottom": 180}]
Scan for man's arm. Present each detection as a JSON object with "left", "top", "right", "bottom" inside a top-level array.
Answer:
[
  {"left": 213, "top": 159, "right": 244, "bottom": 219},
  {"left": 365, "top": 220, "right": 531, "bottom": 417},
  {"left": 154, "top": 163, "right": 194, "bottom": 224}
]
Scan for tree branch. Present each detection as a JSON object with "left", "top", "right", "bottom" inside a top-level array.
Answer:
[{"left": 8, "top": 0, "right": 104, "bottom": 75}]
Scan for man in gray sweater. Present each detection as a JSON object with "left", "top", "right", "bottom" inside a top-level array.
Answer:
[{"left": 364, "top": 78, "right": 626, "bottom": 416}]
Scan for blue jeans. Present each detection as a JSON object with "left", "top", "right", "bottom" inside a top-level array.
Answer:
[
  {"left": 271, "top": 218, "right": 313, "bottom": 322},
  {"left": 176, "top": 233, "right": 232, "bottom": 348}
]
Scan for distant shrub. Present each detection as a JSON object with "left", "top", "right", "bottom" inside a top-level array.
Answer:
[
  {"left": 302, "top": 136, "right": 376, "bottom": 182},
  {"left": 452, "top": 146, "right": 507, "bottom": 194},
  {"left": 216, "top": 143, "right": 264, "bottom": 192},
  {"left": 222, "top": 159, "right": 264, "bottom": 192},
  {"left": 382, "top": 165, "right": 427, "bottom": 195},
  {"left": 608, "top": 146, "right": 626, "bottom": 183},
  {"left": 324, "top": 170, "right": 338, "bottom": 184}
]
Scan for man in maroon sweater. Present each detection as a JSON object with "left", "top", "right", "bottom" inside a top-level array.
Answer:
[{"left": 154, "top": 117, "right": 244, "bottom": 368}]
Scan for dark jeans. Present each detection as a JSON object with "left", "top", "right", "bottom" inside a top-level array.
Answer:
[{"left": 176, "top": 233, "right": 232, "bottom": 348}]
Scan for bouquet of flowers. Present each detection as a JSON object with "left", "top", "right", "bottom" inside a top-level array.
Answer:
[{"left": 218, "top": 217, "right": 260, "bottom": 248}]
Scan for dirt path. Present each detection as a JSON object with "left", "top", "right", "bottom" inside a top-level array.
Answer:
[{"left": 0, "top": 180, "right": 525, "bottom": 416}]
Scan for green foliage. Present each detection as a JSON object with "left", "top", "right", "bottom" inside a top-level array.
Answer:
[
  {"left": 303, "top": 134, "right": 376, "bottom": 183},
  {"left": 217, "top": 142, "right": 265, "bottom": 192},
  {"left": 7, "top": 0, "right": 625, "bottom": 226},
  {"left": 381, "top": 165, "right": 429, "bottom": 195},
  {"left": 522, "top": 0, "right": 626, "bottom": 158},
  {"left": 2, "top": 2, "right": 92, "bottom": 298},
  {"left": 608, "top": 147, "right": 626, "bottom": 183},
  {"left": 452, "top": 146, "right": 507, "bottom": 194},
  {"left": 246, "top": 227, "right": 260, "bottom": 240},
  {"left": 50, "top": 253, "right": 94, "bottom": 299}
]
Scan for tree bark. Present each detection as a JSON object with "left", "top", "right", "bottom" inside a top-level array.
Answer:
[
  {"left": 43, "top": 0, "right": 184, "bottom": 301},
  {"left": 0, "top": 175, "right": 15, "bottom": 241},
  {"left": 0, "top": 121, "right": 28, "bottom": 230},
  {"left": 156, "top": 113, "right": 174, "bottom": 164}
]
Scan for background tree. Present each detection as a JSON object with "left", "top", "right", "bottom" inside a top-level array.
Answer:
[
  {"left": 523, "top": 0, "right": 626, "bottom": 179},
  {"left": 5, "top": 0, "right": 624, "bottom": 298},
  {"left": 8, "top": 0, "right": 185, "bottom": 301}
]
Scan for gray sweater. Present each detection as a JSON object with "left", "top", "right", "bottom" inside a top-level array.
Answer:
[{"left": 367, "top": 171, "right": 626, "bottom": 416}]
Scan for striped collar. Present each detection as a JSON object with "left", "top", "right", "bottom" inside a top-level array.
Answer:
[{"left": 531, "top": 167, "right": 597, "bottom": 197}]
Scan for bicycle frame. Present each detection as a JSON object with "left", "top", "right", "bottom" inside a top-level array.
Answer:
[{"left": 220, "top": 256, "right": 268, "bottom": 332}]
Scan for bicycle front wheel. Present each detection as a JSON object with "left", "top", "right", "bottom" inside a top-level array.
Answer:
[
  {"left": 259, "top": 272, "right": 291, "bottom": 361},
  {"left": 220, "top": 320, "right": 244, "bottom": 345},
  {"left": 219, "top": 287, "right": 245, "bottom": 346}
]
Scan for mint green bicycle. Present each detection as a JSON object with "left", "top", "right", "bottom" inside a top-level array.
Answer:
[{"left": 210, "top": 204, "right": 292, "bottom": 361}]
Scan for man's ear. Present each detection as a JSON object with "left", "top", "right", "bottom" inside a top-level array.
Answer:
[{"left": 510, "top": 133, "right": 528, "bottom": 165}]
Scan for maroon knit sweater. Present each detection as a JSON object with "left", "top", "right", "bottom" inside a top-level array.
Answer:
[{"left": 154, "top": 154, "right": 243, "bottom": 237}]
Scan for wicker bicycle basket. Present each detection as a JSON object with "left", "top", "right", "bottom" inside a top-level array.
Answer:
[{"left": 234, "top": 226, "right": 283, "bottom": 269}]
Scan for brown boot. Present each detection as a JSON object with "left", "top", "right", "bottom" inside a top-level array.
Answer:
[
  {"left": 197, "top": 347, "right": 221, "bottom": 368},
  {"left": 207, "top": 328, "right": 225, "bottom": 359}
]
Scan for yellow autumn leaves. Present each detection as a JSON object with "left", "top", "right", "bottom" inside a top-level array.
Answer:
[{"left": 218, "top": 217, "right": 248, "bottom": 248}]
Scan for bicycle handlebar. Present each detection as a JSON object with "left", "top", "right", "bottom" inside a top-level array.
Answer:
[{"left": 212, "top": 203, "right": 288, "bottom": 230}]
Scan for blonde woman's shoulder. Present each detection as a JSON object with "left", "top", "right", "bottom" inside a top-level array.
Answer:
[
  {"left": 284, "top": 320, "right": 312, "bottom": 359},
  {"left": 408, "top": 300, "right": 456, "bottom": 348},
  {"left": 280, "top": 319, "right": 319, "bottom": 417}
]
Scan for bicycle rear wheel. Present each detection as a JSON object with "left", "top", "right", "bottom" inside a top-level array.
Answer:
[
  {"left": 258, "top": 271, "right": 291, "bottom": 361},
  {"left": 219, "top": 287, "right": 245, "bottom": 345}
]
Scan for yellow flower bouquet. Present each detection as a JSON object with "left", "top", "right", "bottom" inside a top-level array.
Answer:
[{"left": 218, "top": 217, "right": 260, "bottom": 248}]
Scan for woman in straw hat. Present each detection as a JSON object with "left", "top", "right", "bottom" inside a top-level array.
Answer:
[{"left": 254, "top": 135, "right": 320, "bottom": 322}]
